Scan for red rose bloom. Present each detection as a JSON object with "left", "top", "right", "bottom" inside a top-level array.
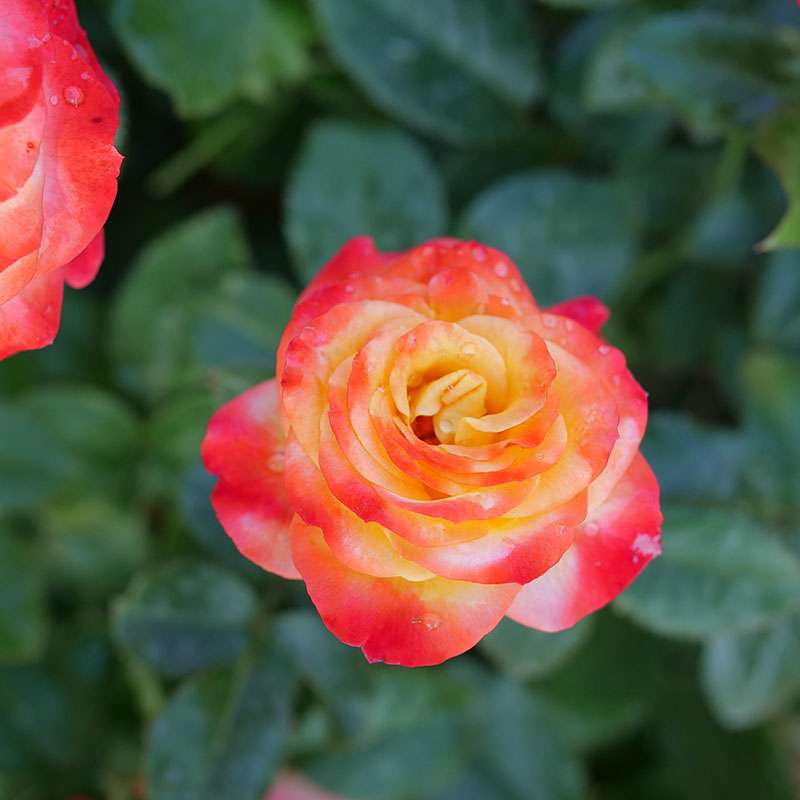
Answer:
[
  {"left": 0, "top": 0, "right": 121, "bottom": 360},
  {"left": 203, "top": 238, "right": 662, "bottom": 667}
]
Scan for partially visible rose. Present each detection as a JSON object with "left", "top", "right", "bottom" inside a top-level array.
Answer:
[
  {"left": 0, "top": 0, "right": 121, "bottom": 360},
  {"left": 203, "top": 237, "right": 662, "bottom": 667},
  {"left": 265, "top": 772, "right": 349, "bottom": 800}
]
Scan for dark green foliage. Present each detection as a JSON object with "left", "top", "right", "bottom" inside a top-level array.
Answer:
[{"left": 2, "top": 0, "right": 800, "bottom": 797}]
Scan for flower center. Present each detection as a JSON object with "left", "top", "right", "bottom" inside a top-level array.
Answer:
[{"left": 409, "top": 368, "right": 488, "bottom": 444}]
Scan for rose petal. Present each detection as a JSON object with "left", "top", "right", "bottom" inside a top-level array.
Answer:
[
  {"left": 0, "top": 264, "right": 62, "bottom": 360},
  {"left": 291, "top": 516, "right": 520, "bottom": 666},
  {"left": 202, "top": 379, "right": 299, "bottom": 580},
  {"left": 506, "top": 453, "right": 661, "bottom": 631},
  {"left": 548, "top": 296, "right": 610, "bottom": 334},
  {"left": 63, "top": 229, "right": 104, "bottom": 289}
]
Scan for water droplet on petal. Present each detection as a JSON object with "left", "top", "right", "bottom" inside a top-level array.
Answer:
[
  {"left": 493, "top": 262, "right": 508, "bottom": 277},
  {"left": 479, "top": 495, "right": 495, "bottom": 510},
  {"left": 41, "top": 32, "right": 52, "bottom": 42},
  {"left": 584, "top": 522, "right": 599, "bottom": 536},
  {"left": 63, "top": 85, "right": 84, "bottom": 107},
  {"left": 472, "top": 246, "right": 487, "bottom": 262},
  {"left": 48, "top": 94, "right": 58, "bottom": 105},
  {"left": 460, "top": 341, "right": 477, "bottom": 358},
  {"left": 80, "top": 71, "right": 90, "bottom": 81},
  {"left": 439, "top": 419, "right": 454, "bottom": 435},
  {"left": 565, "top": 320, "right": 575, "bottom": 332},
  {"left": 412, "top": 613, "right": 442, "bottom": 631},
  {"left": 510, "top": 278, "right": 522, "bottom": 292},
  {"left": 598, "top": 344, "right": 611, "bottom": 355}
]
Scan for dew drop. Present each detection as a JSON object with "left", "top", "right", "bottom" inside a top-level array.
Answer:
[
  {"left": 493, "top": 262, "right": 508, "bottom": 278},
  {"left": 267, "top": 452, "right": 285, "bottom": 472},
  {"left": 459, "top": 341, "right": 477, "bottom": 358},
  {"left": 63, "top": 85, "right": 84, "bottom": 107},
  {"left": 479, "top": 495, "right": 495, "bottom": 510},
  {"left": 598, "top": 344, "right": 611, "bottom": 355},
  {"left": 472, "top": 246, "right": 487, "bottom": 262},
  {"left": 80, "top": 71, "right": 90, "bottom": 80},
  {"left": 41, "top": 32, "right": 52, "bottom": 42},
  {"left": 439, "top": 419, "right": 455, "bottom": 435},
  {"left": 510, "top": 278, "right": 522, "bottom": 292},
  {"left": 411, "top": 613, "right": 442, "bottom": 631},
  {"left": 565, "top": 320, "right": 575, "bottom": 332},
  {"left": 48, "top": 94, "right": 58, "bottom": 105},
  {"left": 584, "top": 522, "right": 599, "bottom": 536},
  {"left": 612, "top": 374, "right": 621, "bottom": 386}
]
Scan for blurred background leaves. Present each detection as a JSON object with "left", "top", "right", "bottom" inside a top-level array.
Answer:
[{"left": 1, "top": 0, "right": 800, "bottom": 798}]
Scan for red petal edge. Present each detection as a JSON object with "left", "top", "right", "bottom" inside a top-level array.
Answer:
[
  {"left": 201, "top": 379, "right": 300, "bottom": 580},
  {"left": 291, "top": 515, "right": 520, "bottom": 667},
  {"left": 506, "top": 453, "right": 661, "bottom": 631}
]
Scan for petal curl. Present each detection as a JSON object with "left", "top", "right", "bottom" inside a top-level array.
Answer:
[
  {"left": 0, "top": 265, "right": 62, "bottom": 360},
  {"left": 507, "top": 453, "right": 661, "bottom": 631},
  {"left": 202, "top": 379, "right": 299, "bottom": 580},
  {"left": 548, "top": 296, "right": 610, "bottom": 334},
  {"left": 291, "top": 516, "right": 520, "bottom": 667}
]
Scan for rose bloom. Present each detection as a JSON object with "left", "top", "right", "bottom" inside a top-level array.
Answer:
[
  {"left": 0, "top": 0, "right": 121, "bottom": 360},
  {"left": 203, "top": 238, "right": 662, "bottom": 667}
]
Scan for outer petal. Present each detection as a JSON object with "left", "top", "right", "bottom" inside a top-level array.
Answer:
[
  {"left": 0, "top": 265, "right": 62, "bottom": 360},
  {"left": 548, "top": 296, "right": 610, "bottom": 334},
  {"left": 201, "top": 379, "right": 299, "bottom": 580},
  {"left": 63, "top": 229, "right": 104, "bottom": 289},
  {"left": 266, "top": 773, "right": 349, "bottom": 800},
  {"left": 291, "top": 517, "right": 520, "bottom": 666},
  {"left": 507, "top": 453, "right": 661, "bottom": 632}
]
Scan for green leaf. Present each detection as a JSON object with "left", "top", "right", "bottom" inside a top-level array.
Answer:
[
  {"left": 43, "top": 500, "right": 147, "bottom": 600},
  {"left": 180, "top": 466, "right": 267, "bottom": 580},
  {"left": 459, "top": 170, "right": 636, "bottom": 305},
  {"left": 110, "top": 207, "right": 254, "bottom": 402},
  {"left": 0, "top": 531, "right": 47, "bottom": 664},
  {"left": 586, "top": 12, "right": 797, "bottom": 138},
  {"left": 535, "top": 614, "right": 658, "bottom": 752},
  {"left": 286, "top": 121, "right": 447, "bottom": 281},
  {"left": 757, "top": 108, "right": 800, "bottom": 250},
  {"left": 23, "top": 386, "right": 140, "bottom": 499},
  {"left": 741, "top": 352, "right": 800, "bottom": 516},
  {"left": 148, "top": 637, "right": 295, "bottom": 800},
  {"left": 312, "top": 0, "right": 543, "bottom": 145},
  {"left": 540, "top": 0, "right": 631, "bottom": 7},
  {"left": 615, "top": 505, "right": 800, "bottom": 639},
  {"left": 479, "top": 617, "right": 592, "bottom": 681},
  {"left": 0, "top": 666, "right": 81, "bottom": 773},
  {"left": 471, "top": 680, "right": 587, "bottom": 800},
  {"left": 702, "top": 613, "right": 800, "bottom": 730},
  {"left": 113, "top": 560, "right": 259, "bottom": 677},
  {"left": 0, "top": 402, "right": 69, "bottom": 513},
  {"left": 751, "top": 250, "right": 800, "bottom": 349},
  {"left": 306, "top": 715, "right": 466, "bottom": 800},
  {"left": 111, "top": 0, "right": 270, "bottom": 117},
  {"left": 144, "top": 389, "right": 220, "bottom": 499},
  {"left": 191, "top": 272, "right": 296, "bottom": 374},
  {"left": 643, "top": 412, "right": 745, "bottom": 503}
]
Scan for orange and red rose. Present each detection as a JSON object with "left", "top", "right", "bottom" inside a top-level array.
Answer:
[
  {"left": 203, "top": 237, "right": 662, "bottom": 666},
  {"left": 0, "top": 0, "right": 121, "bottom": 360}
]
